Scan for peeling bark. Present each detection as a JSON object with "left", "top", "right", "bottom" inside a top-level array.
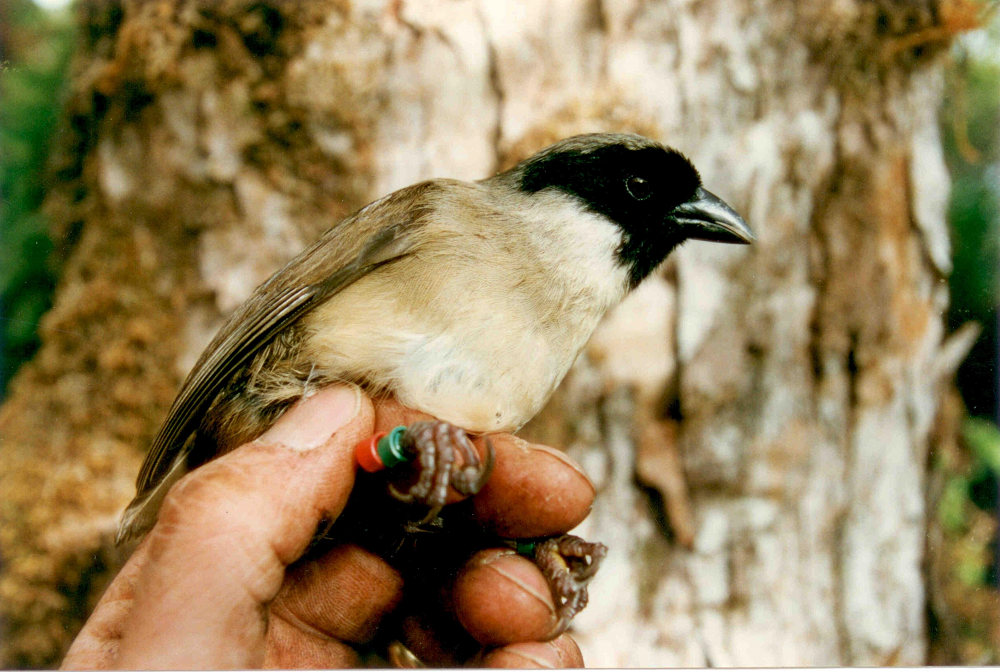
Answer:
[{"left": 0, "top": 0, "right": 973, "bottom": 666}]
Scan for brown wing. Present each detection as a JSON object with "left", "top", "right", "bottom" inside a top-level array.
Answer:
[{"left": 117, "top": 183, "right": 436, "bottom": 543}]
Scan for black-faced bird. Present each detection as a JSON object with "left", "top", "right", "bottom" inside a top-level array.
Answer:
[{"left": 117, "top": 133, "right": 753, "bottom": 631}]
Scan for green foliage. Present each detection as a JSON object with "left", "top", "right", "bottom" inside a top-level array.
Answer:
[
  {"left": 940, "top": 474, "right": 972, "bottom": 533},
  {"left": 964, "top": 417, "right": 1000, "bottom": 472},
  {"left": 940, "top": 418, "right": 1000, "bottom": 533},
  {"left": 936, "top": 24, "right": 1000, "bottom": 605},
  {"left": 949, "top": 174, "right": 998, "bottom": 320},
  {"left": 0, "top": 0, "right": 75, "bottom": 392},
  {"left": 956, "top": 541, "right": 989, "bottom": 587},
  {"left": 941, "top": 6, "right": 1000, "bottom": 330},
  {"left": 932, "top": 417, "right": 1000, "bottom": 602},
  {"left": 943, "top": 53, "right": 1000, "bottom": 322}
]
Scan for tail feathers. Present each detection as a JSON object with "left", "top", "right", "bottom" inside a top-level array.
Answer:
[{"left": 115, "top": 452, "right": 189, "bottom": 546}]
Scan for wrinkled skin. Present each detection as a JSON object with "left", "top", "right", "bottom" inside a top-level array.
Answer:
[{"left": 62, "top": 386, "right": 595, "bottom": 669}]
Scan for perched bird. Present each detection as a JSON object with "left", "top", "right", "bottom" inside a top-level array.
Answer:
[{"left": 116, "top": 133, "right": 752, "bottom": 623}]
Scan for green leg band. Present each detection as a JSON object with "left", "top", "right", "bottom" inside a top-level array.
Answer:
[
  {"left": 377, "top": 425, "right": 410, "bottom": 468},
  {"left": 515, "top": 539, "right": 538, "bottom": 557}
]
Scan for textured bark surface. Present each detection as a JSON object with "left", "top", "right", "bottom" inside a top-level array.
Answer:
[{"left": 0, "top": 0, "right": 977, "bottom": 667}]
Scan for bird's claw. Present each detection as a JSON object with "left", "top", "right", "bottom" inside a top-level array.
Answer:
[
  {"left": 531, "top": 534, "right": 608, "bottom": 637},
  {"left": 387, "top": 421, "right": 495, "bottom": 523}
]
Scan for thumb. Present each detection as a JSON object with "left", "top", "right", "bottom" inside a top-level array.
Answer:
[
  {"left": 113, "top": 384, "right": 374, "bottom": 669},
  {"left": 255, "top": 383, "right": 365, "bottom": 451}
]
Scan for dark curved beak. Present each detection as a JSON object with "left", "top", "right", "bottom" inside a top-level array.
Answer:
[{"left": 671, "top": 187, "right": 754, "bottom": 244}]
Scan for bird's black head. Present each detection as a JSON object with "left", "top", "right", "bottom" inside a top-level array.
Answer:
[{"left": 516, "top": 133, "right": 753, "bottom": 286}]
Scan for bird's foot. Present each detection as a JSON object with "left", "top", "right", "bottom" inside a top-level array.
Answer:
[
  {"left": 521, "top": 534, "right": 608, "bottom": 637},
  {"left": 356, "top": 421, "right": 494, "bottom": 525}
]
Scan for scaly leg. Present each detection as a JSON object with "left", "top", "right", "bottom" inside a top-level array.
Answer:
[
  {"left": 364, "top": 421, "right": 493, "bottom": 524},
  {"left": 528, "top": 534, "right": 608, "bottom": 637}
]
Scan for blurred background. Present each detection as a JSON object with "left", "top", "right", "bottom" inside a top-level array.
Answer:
[{"left": 1, "top": 0, "right": 999, "bottom": 667}]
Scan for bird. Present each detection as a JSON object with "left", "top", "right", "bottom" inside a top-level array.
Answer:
[{"left": 115, "top": 133, "right": 752, "bottom": 622}]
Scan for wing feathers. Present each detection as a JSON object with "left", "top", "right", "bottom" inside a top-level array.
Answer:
[
  {"left": 120, "top": 184, "right": 437, "bottom": 544},
  {"left": 136, "top": 284, "right": 317, "bottom": 490}
]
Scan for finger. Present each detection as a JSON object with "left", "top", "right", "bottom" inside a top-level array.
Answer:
[
  {"left": 262, "top": 616, "right": 360, "bottom": 669},
  {"left": 398, "top": 610, "right": 479, "bottom": 668},
  {"left": 273, "top": 544, "right": 403, "bottom": 644},
  {"left": 114, "top": 385, "right": 374, "bottom": 669},
  {"left": 393, "top": 548, "right": 563, "bottom": 664},
  {"left": 372, "top": 398, "right": 595, "bottom": 537},
  {"left": 452, "top": 549, "right": 559, "bottom": 646},
  {"left": 470, "top": 435, "right": 594, "bottom": 538},
  {"left": 482, "top": 635, "right": 584, "bottom": 668},
  {"left": 60, "top": 539, "right": 153, "bottom": 669}
]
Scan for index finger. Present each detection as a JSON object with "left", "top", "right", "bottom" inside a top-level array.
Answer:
[
  {"left": 372, "top": 398, "right": 595, "bottom": 539},
  {"left": 470, "top": 434, "right": 595, "bottom": 538}
]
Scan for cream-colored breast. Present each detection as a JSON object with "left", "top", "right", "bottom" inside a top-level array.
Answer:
[{"left": 301, "top": 186, "right": 630, "bottom": 433}]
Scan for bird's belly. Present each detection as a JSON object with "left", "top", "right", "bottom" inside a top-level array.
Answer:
[
  {"left": 303, "top": 293, "right": 581, "bottom": 434},
  {"left": 301, "top": 232, "right": 622, "bottom": 434},
  {"left": 389, "top": 327, "right": 565, "bottom": 433}
]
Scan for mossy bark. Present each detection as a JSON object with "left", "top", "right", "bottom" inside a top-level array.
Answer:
[{"left": 0, "top": 0, "right": 984, "bottom": 666}]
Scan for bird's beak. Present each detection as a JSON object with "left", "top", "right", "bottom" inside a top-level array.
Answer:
[{"left": 670, "top": 187, "right": 755, "bottom": 244}]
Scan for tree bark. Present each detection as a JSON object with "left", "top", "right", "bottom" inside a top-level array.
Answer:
[{"left": 0, "top": 0, "right": 975, "bottom": 667}]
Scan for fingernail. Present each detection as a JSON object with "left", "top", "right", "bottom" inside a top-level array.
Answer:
[
  {"left": 529, "top": 444, "right": 596, "bottom": 494},
  {"left": 471, "top": 547, "right": 517, "bottom": 567},
  {"left": 478, "top": 550, "right": 558, "bottom": 629},
  {"left": 256, "top": 384, "right": 361, "bottom": 451}
]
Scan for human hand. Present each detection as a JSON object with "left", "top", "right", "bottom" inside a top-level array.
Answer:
[{"left": 61, "top": 385, "right": 596, "bottom": 669}]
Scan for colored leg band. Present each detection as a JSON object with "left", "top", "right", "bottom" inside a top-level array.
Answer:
[
  {"left": 355, "top": 426, "right": 411, "bottom": 472},
  {"left": 378, "top": 425, "right": 410, "bottom": 468},
  {"left": 515, "top": 539, "right": 538, "bottom": 557}
]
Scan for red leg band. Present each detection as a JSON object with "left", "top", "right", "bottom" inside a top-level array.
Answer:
[{"left": 356, "top": 431, "right": 388, "bottom": 472}]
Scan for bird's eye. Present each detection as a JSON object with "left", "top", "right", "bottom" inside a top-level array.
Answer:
[{"left": 626, "top": 176, "right": 653, "bottom": 201}]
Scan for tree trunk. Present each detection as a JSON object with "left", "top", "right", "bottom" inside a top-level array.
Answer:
[{"left": 0, "top": 0, "right": 975, "bottom": 667}]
